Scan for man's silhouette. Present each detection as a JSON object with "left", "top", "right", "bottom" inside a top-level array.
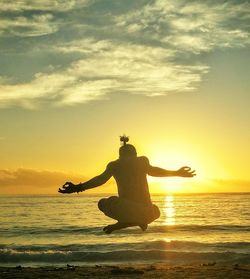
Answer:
[{"left": 59, "top": 136, "right": 196, "bottom": 233}]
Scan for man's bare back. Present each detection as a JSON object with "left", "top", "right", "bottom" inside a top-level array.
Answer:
[{"left": 107, "top": 156, "right": 151, "bottom": 204}]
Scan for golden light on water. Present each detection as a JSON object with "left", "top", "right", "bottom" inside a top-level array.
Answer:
[{"left": 164, "top": 195, "right": 176, "bottom": 226}]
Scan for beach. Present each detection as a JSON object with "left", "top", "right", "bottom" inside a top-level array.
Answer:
[
  {"left": 1, "top": 263, "right": 250, "bottom": 279},
  {"left": 1, "top": 193, "right": 249, "bottom": 276}
]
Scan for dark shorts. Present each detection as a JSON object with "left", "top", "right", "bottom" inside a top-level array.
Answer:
[{"left": 98, "top": 196, "right": 160, "bottom": 224}]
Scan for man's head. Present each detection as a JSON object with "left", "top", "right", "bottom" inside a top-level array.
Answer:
[{"left": 119, "top": 144, "right": 137, "bottom": 158}]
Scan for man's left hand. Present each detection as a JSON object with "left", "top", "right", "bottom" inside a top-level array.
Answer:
[{"left": 58, "top": 182, "right": 77, "bottom": 194}]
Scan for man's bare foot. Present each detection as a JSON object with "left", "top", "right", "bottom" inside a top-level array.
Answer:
[
  {"left": 103, "top": 222, "right": 148, "bottom": 234},
  {"left": 103, "top": 223, "right": 121, "bottom": 234},
  {"left": 139, "top": 223, "right": 148, "bottom": 231}
]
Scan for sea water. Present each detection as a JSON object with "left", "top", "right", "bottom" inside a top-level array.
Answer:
[{"left": 0, "top": 193, "right": 249, "bottom": 266}]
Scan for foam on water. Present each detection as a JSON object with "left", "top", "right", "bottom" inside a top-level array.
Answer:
[{"left": 0, "top": 193, "right": 249, "bottom": 266}]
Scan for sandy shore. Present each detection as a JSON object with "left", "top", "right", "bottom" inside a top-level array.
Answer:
[{"left": 1, "top": 263, "right": 250, "bottom": 279}]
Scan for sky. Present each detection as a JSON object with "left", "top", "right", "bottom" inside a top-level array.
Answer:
[{"left": 0, "top": 0, "right": 249, "bottom": 195}]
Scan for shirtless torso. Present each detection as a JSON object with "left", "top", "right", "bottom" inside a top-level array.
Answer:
[{"left": 108, "top": 156, "right": 151, "bottom": 204}]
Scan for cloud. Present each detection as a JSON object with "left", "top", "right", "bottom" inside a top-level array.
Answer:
[
  {"left": 0, "top": 0, "right": 249, "bottom": 108},
  {"left": 0, "top": 168, "right": 116, "bottom": 195},
  {"left": 115, "top": 0, "right": 250, "bottom": 52},
  {"left": 2, "top": 168, "right": 248, "bottom": 195},
  {"left": 0, "top": 14, "right": 58, "bottom": 37},
  {"left": 0, "top": 168, "right": 83, "bottom": 194},
  {"left": 0, "top": 0, "right": 91, "bottom": 37},
  {"left": 0, "top": 40, "right": 209, "bottom": 108},
  {"left": 0, "top": 71, "right": 77, "bottom": 108},
  {"left": 0, "top": 0, "right": 89, "bottom": 12},
  {"left": 56, "top": 40, "right": 209, "bottom": 101},
  {"left": 211, "top": 178, "right": 250, "bottom": 193},
  {"left": 162, "top": 177, "right": 250, "bottom": 193}
]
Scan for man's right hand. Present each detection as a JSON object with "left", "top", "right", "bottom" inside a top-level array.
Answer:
[
  {"left": 177, "top": 166, "right": 196, "bottom": 177},
  {"left": 58, "top": 182, "right": 77, "bottom": 194}
]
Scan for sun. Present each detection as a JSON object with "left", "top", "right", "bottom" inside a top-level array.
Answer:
[
  {"left": 147, "top": 153, "right": 192, "bottom": 193},
  {"left": 145, "top": 144, "right": 200, "bottom": 193},
  {"left": 142, "top": 140, "right": 233, "bottom": 193}
]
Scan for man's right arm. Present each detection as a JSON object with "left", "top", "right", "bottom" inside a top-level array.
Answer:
[
  {"left": 148, "top": 166, "right": 179, "bottom": 177},
  {"left": 144, "top": 157, "right": 196, "bottom": 177}
]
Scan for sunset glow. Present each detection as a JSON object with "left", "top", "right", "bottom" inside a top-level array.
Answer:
[{"left": 0, "top": 0, "right": 249, "bottom": 195}]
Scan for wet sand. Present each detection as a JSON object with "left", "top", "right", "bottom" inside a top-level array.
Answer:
[{"left": 1, "top": 263, "right": 250, "bottom": 279}]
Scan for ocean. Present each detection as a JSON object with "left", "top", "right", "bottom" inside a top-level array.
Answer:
[{"left": 0, "top": 193, "right": 249, "bottom": 266}]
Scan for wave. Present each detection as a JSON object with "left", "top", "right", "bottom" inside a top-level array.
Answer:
[
  {"left": 0, "top": 226, "right": 103, "bottom": 236},
  {"left": 1, "top": 240, "right": 249, "bottom": 264},
  {"left": 1, "top": 224, "right": 249, "bottom": 236},
  {"left": 0, "top": 249, "right": 249, "bottom": 265},
  {"left": 1, "top": 240, "right": 249, "bottom": 252},
  {"left": 150, "top": 224, "right": 250, "bottom": 233}
]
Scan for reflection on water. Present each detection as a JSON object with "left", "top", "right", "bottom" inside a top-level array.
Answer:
[{"left": 164, "top": 195, "right": 176, "bottom": 225}]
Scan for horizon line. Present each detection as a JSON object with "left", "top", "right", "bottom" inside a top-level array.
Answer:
[{"left": 0, "top": 191, "right": 249, "bottom": 197}]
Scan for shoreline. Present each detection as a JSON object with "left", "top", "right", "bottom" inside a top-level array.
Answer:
[{"left": 1, "top": 263, "right": 250, "bottom": 279}]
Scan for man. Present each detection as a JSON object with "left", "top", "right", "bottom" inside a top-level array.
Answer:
[{"left": 58, "top": 137, "right": 196, "bottom": 234}]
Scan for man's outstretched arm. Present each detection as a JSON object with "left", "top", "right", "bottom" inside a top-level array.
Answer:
[
  {"left": 58, "top": 164, "right": 113, "bottom": 194},
  {"left": 148, "top": 165, "right": 196, "bottom": 177}
]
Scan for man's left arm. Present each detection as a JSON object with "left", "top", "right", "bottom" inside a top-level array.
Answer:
[{"left": 58, "top": 163, "right": 113, "bottom": 194}]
